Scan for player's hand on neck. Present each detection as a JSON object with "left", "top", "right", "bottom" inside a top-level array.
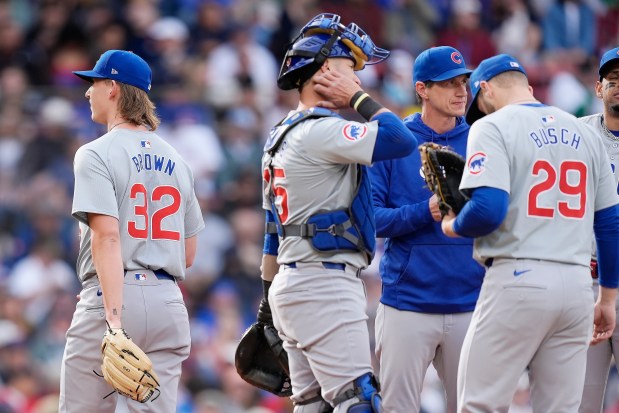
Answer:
[{"left": 310, "top": 59, "right": 361, "bottom": 110}]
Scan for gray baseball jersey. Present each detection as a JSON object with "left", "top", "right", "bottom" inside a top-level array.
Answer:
[
  {"left": 456, "top": 104, "right": 619, "bottom": 413},
  {"left": 263, "top": 112, "right": 381, "bottom": 408},
  {"left": 579, "top": 113, "right": 619, "bottom": 413},
  {"left": 61, "top": 128, "right": 203, "bottom": 413},
  {"left": 72, "top": 129, "right": 204, "bottom": 281},
  {"left": 581, "top": 114, "right": 619, "bottom": 261},
  {"left": 581, "top": 114, "right": 619, "bottom": 189},
  {"left": 460, "top": 105, "right": 618, "bottom": 266},
  {"left": 262, "top": 114, "right": 378, "bottom": 269}
]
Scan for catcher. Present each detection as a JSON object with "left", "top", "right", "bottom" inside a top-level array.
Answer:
[
  {"left": 59, "top": 50, "right": 204, "bottom": 412},
  {"left": 242, "top": 12, "right": 416, "bottom": 413}
]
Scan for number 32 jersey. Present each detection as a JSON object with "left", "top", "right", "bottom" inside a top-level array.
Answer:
[
  {"left": 72, "top": 129, "right": 204, "bottom": 283},
  {"left": 460, "top": 103, "right": 619, "bottom": 266}
]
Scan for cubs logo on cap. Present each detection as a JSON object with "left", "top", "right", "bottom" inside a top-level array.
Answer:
[{"left": 413, "top": 46, "right": 472, "bottom": 84}]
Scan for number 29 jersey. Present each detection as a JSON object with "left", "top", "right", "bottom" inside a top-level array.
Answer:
[
  {"left": 460, "top": 103, "right": 619, "bottom": 266},
  {"left": 72, "top": 129, "right": 204, "bottom": 282}
]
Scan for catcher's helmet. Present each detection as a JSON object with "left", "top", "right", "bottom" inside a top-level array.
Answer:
[{"left": 277, "top": 13, "right": 389, "bottom": 90}]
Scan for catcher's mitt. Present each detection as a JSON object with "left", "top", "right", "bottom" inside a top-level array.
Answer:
[
  {"left": 235, "top": 321, "right": 292, "bottom": 397},
  {"left": 100, "top": 326, "right": 160, "bottom": 403},
  {"left": 419, "top": 142, "right": 469, "bottom": 217}
]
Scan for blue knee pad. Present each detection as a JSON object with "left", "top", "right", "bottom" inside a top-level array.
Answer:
[{"left": 335, "top": 373, "right": 382, "bottom": 413}]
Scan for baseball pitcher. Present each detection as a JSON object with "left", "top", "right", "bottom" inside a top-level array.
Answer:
[
  {"left": 59, "top": 50, "right": 204, "bottom": 413},
  {"left": 442, "top": 54, "right": 619, "bottom": 413}
]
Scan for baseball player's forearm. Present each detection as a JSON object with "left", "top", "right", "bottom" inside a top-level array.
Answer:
[
  {"left": 441, "top": 211, "right": 459, "bottom": 238},
  {"left": 369, "top": 160, "right": 434, "bottom": 236},
  {"left": 261, "top": 254, "right": 279, "bottom": 282},
  {"left": 375, "top": 202, "right": 435, "bottom": 238},
  {"left": 452, "top": 187, "right": 508, "bottom": 237},
  {"left": 594, "top": 204, "right": 619, "bottom": 288},
  {"left": 593, "top": 286, "right": 618, "bottom": 345},
  {"left": 185, "top": 235, "right": 197, "bottom": 268},
  {"left": 89, "top": 213, "right": 125, "bottom": 328},
  {"left": 371, "top": 112, "right": 417, "bottom": 162},
  {"left": 598, "top": 286, "right": 618, "bottom": 306}
]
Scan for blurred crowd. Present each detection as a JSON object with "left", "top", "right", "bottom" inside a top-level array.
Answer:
[{"left": 0, "top": 0, "right": 618, "bottom": 412}]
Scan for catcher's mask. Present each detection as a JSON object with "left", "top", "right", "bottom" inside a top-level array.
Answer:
[{"left": 277, "top": 13, "right": 389, "bottom": 90}]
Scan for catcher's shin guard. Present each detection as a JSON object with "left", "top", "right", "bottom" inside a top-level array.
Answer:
[{"left": 333, "top": 373, "right": 382, "bottom": 413}]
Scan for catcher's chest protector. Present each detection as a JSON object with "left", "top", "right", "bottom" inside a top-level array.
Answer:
[{"left": 264, "top": 108, "right": 376, "bottom": 263}]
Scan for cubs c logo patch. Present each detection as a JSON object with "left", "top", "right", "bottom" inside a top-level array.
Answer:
[
  {"left": 342, "top": 123, "right": 368, "bottom": 141},
  {"left": 451, "top": 52, "right": 462, "bottom": 64},
  {"left": 467, "top": 152, "right": 487, "bottom": 175}
]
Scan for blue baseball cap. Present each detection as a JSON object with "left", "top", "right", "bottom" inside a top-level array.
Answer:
[
  {"left": 73, "top": 50, "right": 152, "bottom": 93},
  {"left": 599, "top": 47, "right": 619, "bottom": 80},
  {"left": 413, "top": 46, "right": 472, "bottom": 84},
  {"left": 466, "top": 54, "right": 527, "bottom": 125}
]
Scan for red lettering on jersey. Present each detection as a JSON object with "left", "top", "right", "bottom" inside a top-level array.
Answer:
[{"left": 128, "top": 183, "right": 181, "bottom": 240}]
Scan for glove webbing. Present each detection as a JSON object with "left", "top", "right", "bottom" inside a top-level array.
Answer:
[{"left": 93, "top": 369, "right": 162, "bottom": 402}]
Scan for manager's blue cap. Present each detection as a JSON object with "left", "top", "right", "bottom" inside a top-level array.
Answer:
[
  {"left": 466, "top": 54, "right": 527, "bottom": 125},
  {"left": 413, "top": 46, "right": 472, "bottom": 84},
  {"left": 599, "top": 47, "right": 619, "bottom": 80},
  {"left": 73, "top": 50, "right": 152, "bottom": 93}
]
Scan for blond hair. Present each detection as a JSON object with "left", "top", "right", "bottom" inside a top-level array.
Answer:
[{"left": 116, "top": 82, "right": 160, "bottom": 131}]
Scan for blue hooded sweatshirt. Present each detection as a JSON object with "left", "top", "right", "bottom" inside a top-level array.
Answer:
[{"left": 369, "top": 113, "right": 484, "bottom": 313}]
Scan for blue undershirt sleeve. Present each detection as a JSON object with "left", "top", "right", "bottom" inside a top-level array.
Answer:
[
  {"left": 452, "top": 187, "right": 509, "bottom": 238},
  {"left": 369, "top": 160, "right": 435, "bottom": 238},
  {"left": 263, "top": 210, "right": 279, "bottom": 256},
  {"left": 374, "top": 202, "right": 435, "bottom": 238},
  {"left": 594, "top": 204, "right": 619, "bottom": 288},
  {"left": 371, "top": 112, "right": 417, "bottom": 163}
]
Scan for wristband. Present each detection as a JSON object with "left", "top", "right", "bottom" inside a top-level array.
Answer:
[
  {"left": 349, "top": 90, "right": 383, "bottom": 120},
  {"left": 350, "top": 91, "right": 368, "bottom": 109},
  {"left": 262, "top": 278, "right": 272, "bottom": 301}
]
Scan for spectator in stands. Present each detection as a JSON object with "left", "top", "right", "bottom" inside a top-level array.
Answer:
[
  {"left": 434, "top": 0, "right": 496, "bottom": 67},
  {"left": 492, "top": 0, "right": 542, "bottom": 65},
  {"left": 541, "top": 0, "right": 597, "bottom": 66}
]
